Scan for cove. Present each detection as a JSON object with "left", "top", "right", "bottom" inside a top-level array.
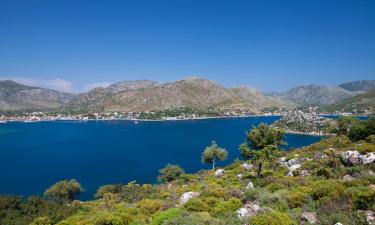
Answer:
[{"left": 0, "top": 116, "right": 322, "bottom": 200}]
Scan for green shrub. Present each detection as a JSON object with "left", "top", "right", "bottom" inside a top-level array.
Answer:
[
  {"left": 95, "top": 185, "right": 123, "bottom": 199},
  {"left": 211, "top": 198, "right": 242, "bottom": 216},
  {"left": 249, "top": 210, "right": 297, "bottom": 225},
  {"left": 152, "top": 208, "right": 182, "bottom": 225},
  {"left": 30, "top": 217, "right": 52, "bottom": 225},
  {"left": 183, "top": 198, "right": 209, "bottom": 212},
  {"left": 158, "top": 164, "right": 185, "bottom": 183},
  {"left": 316, "top": 168, "right": 332, "bottom": 178},
  {"left": 353, "top": 189, "right": 375, "bottom": 210},
  {"left": 136, "top": 199, "right": 163, "bottom": 215}
]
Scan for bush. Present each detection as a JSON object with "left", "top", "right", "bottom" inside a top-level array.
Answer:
[
  {"left": 95, "top": 185, "right": 123, "bottom": 199},
  {"left": 211, "top": 198, "right": 242, "bottom": 216},
  {"left": 44, "top": 179, "right": 84, "bottom": 202},
  {"left": 316, "top": 168, "right": 332, "bottom": 178},
  {"left": 183, "top": 198, "right": 209, "bottom": 212},
  {"left": 158, "top": 164, "right": 185, "bottom": 183},
  {"left": 152, "top": 208, "right": 182, "bottom": 225},
  {"left": 249, "top": 210, "right": 297, "bottom": 225},
  {"left": 136, "top": 199, "right": 163, "bottom": 215},
  {"left": 30, "top": 217, "right": 52, "bottom": 225}
]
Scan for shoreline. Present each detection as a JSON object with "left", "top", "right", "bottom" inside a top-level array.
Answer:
[{"left": 0, "top": 114, "right": 282, "bottom": 123}]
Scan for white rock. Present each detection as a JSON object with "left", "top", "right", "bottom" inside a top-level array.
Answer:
[
  {"left": 366, "top": 211, "right": 375, "bottom": 225},
  {"left": 241, "top": 163, "right": 253, "bottom": 171},
  {"left": 343, "top": 174, "right": 354, "bottom": 181},
  {"left": 179, "top": 192, "right": 199, "bottom": 205},
  {"left": 236, "top": 174, "right": 243, "bottom": 179},
  {"left": 334, "top": 223, "right": 343, "bottom": 225},
  {"left": 237, "top": 201, "right": 261, "bottom": 219},
  {"left": 300, "top": 212, "right": 318, "bottom": 224},
  {"left": 246, "top": 181, "right": 254, "bottom": 189},
  {"left": 361, "top": 153, "right": 375, "bottom": 165},
  {"left": 342, "top": 151, "right": 361, "bottom": 165},
  {"left": 214, "top": 169, "right": 225, "bottom": 177},
  {"left": 289, "top": 164, "right": 301, "bottom": 171}
]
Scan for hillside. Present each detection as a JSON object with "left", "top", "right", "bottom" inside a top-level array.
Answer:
[
  {"left": 277, "top": 84, "right": 358, "bottom": 106},
  {"left": 339, "top": 80, "right": 375, "bottom": 92},
  {"left": 65, "top": 77, "right": 292, "bottom": 113},
  {"left": 0, "top": 80, "right": 75, "bottom": 111},
  {"left": 2, "top": 133, "right": 374, "bottom": 225},
  {"left": 324, "top": 90, "right": 375, "bottom": 114}
]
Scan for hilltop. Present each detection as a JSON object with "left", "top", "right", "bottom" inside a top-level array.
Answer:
[
  {"left": 64, "top": 77, "right": 291, "bottom": 113},
  {"left": 324, "top": 90, "right": 375, "bottom": 115},
  {"left": 0, "top": 80, "right": 75, "bottom": 112}
]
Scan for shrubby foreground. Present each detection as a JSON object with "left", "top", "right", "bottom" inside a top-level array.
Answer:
[{"left": 0, "top": 118, "right": 374, "bottom": 225}]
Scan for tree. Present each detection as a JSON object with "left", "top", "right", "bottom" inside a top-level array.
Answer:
[
  {"left": 201, "top": 141, "right": 228, "bottom": 170},
  {"left": 158, "top": 164, "right": 185, "bottom": 183},
  {"left": 333, "top": 116, "right": 375, "bottom": 141},
  {"left": 44, "top": 179, "right": 84, "bottom": 202},
  {"left": 239, "top": 123, "right": 285, "bottom": 177}
]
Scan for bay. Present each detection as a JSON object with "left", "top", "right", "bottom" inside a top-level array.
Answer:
[{"left": 0, "top": 116, "right": 322, "bottom": 199}]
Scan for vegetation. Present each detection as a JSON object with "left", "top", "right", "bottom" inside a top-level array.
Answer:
[
  {"left": 158, "top": 164, "right": 185, "bottom": 183},
  {"left": 239, "top": 123, "right": 285, "bottom": 176},
  {"left": 332, "top": 116, "right": 375, "bottom": 141},
  {"left": 201, "top": 141, "right": 228, "bottom": 170},
  {"left": 44, "top": 179, "right": 84, "bottom": 202},
  {"left": 1, "top": 117, "right": 374, "bottom": 225}
]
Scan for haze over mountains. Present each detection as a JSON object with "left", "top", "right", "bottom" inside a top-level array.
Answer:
[{"left": 0, "top": 78, "right": 374, "bottom": 113}]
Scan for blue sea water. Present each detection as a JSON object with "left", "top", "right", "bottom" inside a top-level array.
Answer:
[{"left": 0, "top": 116, "right": 322, "bottom": 200}]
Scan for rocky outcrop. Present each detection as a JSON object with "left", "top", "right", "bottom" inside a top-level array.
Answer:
[
  {"left": 300, "top": 212, "right": 318, "bottom": 224},
  {"left": 179, "top": 192, "right": 199, "bottom": 205},
  {"left": 342, "top": 151, "right": 375, "bottom": 166},
  {"left": 237, "top": 201, "right": 261, "bottom": 219},
  {"left": 215, "top": 169, "right": 225, "bottom": 178}
]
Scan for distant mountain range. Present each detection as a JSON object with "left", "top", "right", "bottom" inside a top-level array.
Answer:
[
  {"left": 64, "top": 77, "right": 291, "bottom": 113},
  {"left": 0, "top": 80, "right": 74, "bottom": 111},
  {"left": 323, "top": 90, "right": 375, "bottom": 114},
  {"left": 275, "top": 80, "right": 375, "bottom": 106},
  {"left": 0, "top": 78, "right": 374, "bottom": 113}
]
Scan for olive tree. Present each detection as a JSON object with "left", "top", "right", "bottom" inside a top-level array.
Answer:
[
  {"left": 44, "top": 179, "right": 84, "bottom": 202},
  {"left": 201, "top": 141, "right": 228, "bottom": 170},
  {"left": 158, "top": 164, "right": 185, "bottom": 183},
  {"left": 239, "top": 123, "right": 285, "bottom": 177}
]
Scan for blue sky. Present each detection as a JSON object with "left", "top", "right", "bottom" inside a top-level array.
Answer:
[{"left": 0, "top": 0, "right": 374, "bottom": 93}]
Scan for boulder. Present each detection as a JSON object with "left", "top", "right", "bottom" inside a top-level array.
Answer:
[
  {"left": 342, "top": 151, "right": 361, "bottom": 165},
  {"left": 343, "top": 174, "right": 354, "bottom": 181},
  {"left": 241, "top": 163, "right": 253, "bottom": 171},
  {"left": 366, "top": 211, "right": 375, "bottom": 225},
  {"left": 237, "top": 201, "right": 261, "bottom": 219},
  {"left": 246, "top": 181, "right": 254, "bottom": 189},
  {"left": 361, "top": 153, "right": 375, "bottom": 165},
  {"left": 300, "top": 212, "right": 318, "bottom": 224},
  {"left": 287, "top": 164, "right": 302, "bottom": 176},
  {"left": 214, "top": 169, "right": 225, "bottom": 178},
  {"left": 287, "top": 158, "right": 311, "bottom": 167},
  {"left": 334, "top": 223, "right": 343, "bottom": 225},
  {"left": 179, "top": 192, "right": 199, "bottom": 205}
]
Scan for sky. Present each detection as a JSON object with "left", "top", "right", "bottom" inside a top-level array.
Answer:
[{"left": 0, "top": 0, "right": 374, "bottom": 93}]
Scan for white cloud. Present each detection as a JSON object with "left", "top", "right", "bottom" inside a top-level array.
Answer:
[
  {"left": 0, "top": 77, "right": 75, "bottom": 93},
  {"left": 84, "top": 82, "right": 112, "bottom": 92}
]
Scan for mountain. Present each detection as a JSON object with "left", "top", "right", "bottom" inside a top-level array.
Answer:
[
  {"left": 65, "top": 77, "right": 291, "bottom": 113},
  {"left": 0, "top": 80, "right": 75, "bottom": 111},
  {"left": 338, "top": 80, "right": 375, "bottom": 92},
  {"left": 277, "top": 84, "right": 358, "bottom": 106},
  {"left": 323, "top": 90, "right": 375, "bottom": 114}
]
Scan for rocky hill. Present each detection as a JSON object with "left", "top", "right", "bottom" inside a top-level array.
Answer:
[
  {"left": 324, "top": 90, "right": 375, "bottom": 114},
  {"left": 339, "top": 80, "right": 375, "bottom": 92},
  {"left": 65, "top": 77, "right": 292, "bottom": 113},
  {"left": 0, "top": 80, "right": 75, "bottom": 111},
  {"left": 277, "top": 84, "right": 358, "bottom": 106}
]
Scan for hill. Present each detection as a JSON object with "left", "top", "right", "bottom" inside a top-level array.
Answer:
[
  {"left": 1, "top": 133, "right": 374, "bottom": 225},
  {"left": 339, "top": 80, "right": 375, "bottom": 92},
  {"left": 277, "top": 84, "right": 358, "bottom": 106},
  {"left": 0, "top": 80, "right": 75, "bottom": 112},
  {"left": 324, "top": 90, "right": 375, "bottom": 114},
  {"left": 65, "top": 77, "right": 292, "bottom": 113}
]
